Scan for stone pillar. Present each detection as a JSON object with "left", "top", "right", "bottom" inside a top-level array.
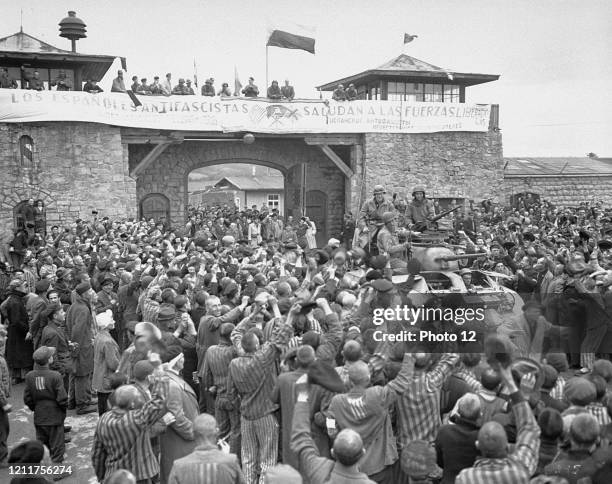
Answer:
[{"left": 285, "top": 164, "right": 304, "bottom": 217}]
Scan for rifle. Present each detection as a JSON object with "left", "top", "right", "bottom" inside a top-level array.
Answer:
[
  {"left": 429, "top": 205, "right": 461, "bottom": 224},
  {"left": 412, "top": 206, "right": 461, "bottom": 232}
]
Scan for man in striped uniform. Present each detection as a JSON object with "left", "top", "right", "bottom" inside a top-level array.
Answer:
[
  {"left": 395, "top": 352, "right": 459, "bottom": 446},
  {"left": 167, "top": 413, "right": 245, "bottom": 484},
  {"left": 202, "top": 323, "right": 240, "bottom": 454},
  {"left": 455, "top": 364, "right": 540, "bottom": 484},
  {"left": 197, "top": 295, "right": 249, "bottom": 413},
  {"left": 227, "top": 296, "right": 291, "bottom": 484},
  {"left": 92, "top": 368, "right": 170, "bottom": 483},
  {"left": 326, "top": 353, "right": 416, "bottom": 483}
]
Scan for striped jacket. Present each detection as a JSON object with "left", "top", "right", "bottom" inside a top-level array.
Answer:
[
  {"left": 395, "top": 353, "right": 459, "bottom": 445},
  {"left": 328, "top": 354, "right": 415, "bottom": 476},
  {"left": 456, "top": 393, "right": 540, "bottom": 484},
  {"left": 92, "top": 377, "right": 168, "bottom": 482}
]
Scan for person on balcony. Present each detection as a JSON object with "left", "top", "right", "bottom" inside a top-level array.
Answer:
[
  {"left": 201, "top": 78, "right": 215, "bottom": 96},
  {"left": 281, "top": 79, "right": 295, "bottom": 100},
  {"left": 346, "top": 83, "right": 358, "bottom": 101},
  {"left": 111, "top": 70, "right": 126, "bottom": 93},
  {"left": 0, "top": 67, "right": 18, "bottom": 88},
  {"left": 218, "top": 82, "right": 232, "bottom": 96},
  {"left": 332, "top": 84, "right": 347, "bottom": 101},
  {"left": 242, "top": 77, "right": 259, "bottom": 98},
  {"left": 267, "top": 80, "right": 282, "bottom": 100},
  {"left": 50, "top": 70, "right": 72, "bottom": 91}
]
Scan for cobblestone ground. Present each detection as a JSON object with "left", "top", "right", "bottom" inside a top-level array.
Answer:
[{"left": 1, "top": 382, "right": 97, "bottom": 484}]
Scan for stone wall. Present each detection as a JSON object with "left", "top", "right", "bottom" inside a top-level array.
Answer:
[
  {"left": 0, "top": 122, "right": 136, "bottom": 244},
  {"left": 134, "top": 139, "right": 345, "bottom": 240},
  {"left": 504, "top": 176, "right": 612, "bottom": 206},
  {"left": 362, "top": 131, "right": 504, "bottom": 203}
]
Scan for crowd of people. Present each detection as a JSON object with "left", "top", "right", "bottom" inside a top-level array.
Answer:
[
  {"left": 111, "top": 71, "right": 297, "bottom": 100},
  {"left": 1, "top": 67, "right": 298, "bottom": 100},
  {"left": 1, "top": 186, "right": 612, "bottom": 483}
]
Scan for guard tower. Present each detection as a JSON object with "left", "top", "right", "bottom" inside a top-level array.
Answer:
[
  {"left": 0, "top": 11, "right": 124, "bottom": 91},
  {"left": 317, "top": 53, "right": 499, "bottom": 102}
]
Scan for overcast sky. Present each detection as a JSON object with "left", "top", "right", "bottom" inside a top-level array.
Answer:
[{"left": 3, "top": 0, "right": 611, "bottom": 157}]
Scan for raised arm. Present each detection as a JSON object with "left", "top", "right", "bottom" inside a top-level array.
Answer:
[
  {"left": 501, "top": 366, "right": 540, "bottom": 477},
  {"left": 290, "top": 375, "right": 333, "bottom": 484},
  {"left": 426, "top": 353, "right": 459, "bottom": 390},
  {"left": 313, "top": 298, "right": 343, "bottom": 363}
]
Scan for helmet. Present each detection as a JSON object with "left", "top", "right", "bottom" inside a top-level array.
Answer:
[
  {"left": 382, "top": 212, "right": 396, "bottom": 224},
  {"left": 373, "top": 185, "right": 385, "bottom": 195},
  {"left": 412, "top": 186, "right": 426, "bottom": 196}
]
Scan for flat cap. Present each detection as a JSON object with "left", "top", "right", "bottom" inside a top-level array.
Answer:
[
  {"left": 75, "top": 281, "right": 91, "bottom": 295},
  {"left": 35, "top": 279, "right": 51, "bottom": 293},
  {"left": 33, "top": 346, "right": 56, "bottom": 364}
]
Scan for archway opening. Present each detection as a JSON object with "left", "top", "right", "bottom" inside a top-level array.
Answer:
[{"left": 188, "top": 163, "right": 286, "bottom": 215}]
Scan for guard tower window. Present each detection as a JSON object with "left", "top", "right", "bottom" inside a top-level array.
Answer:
[
  {"left": 19, "top": 135, "right": 34, "bottom": 169},
  {"left": 387, "top": 82, "right": 458, "bottom": 102}
]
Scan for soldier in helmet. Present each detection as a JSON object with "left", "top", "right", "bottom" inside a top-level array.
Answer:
[
  {"left": 356, "top": 185, "right": 395, "bottom": 253},
  {"left": 358, "top": 185, "right": 395, "bottom": 232},
  {"left": 377, "top": 212, "right": 411, "bottom": 271},
  {"left": 459, "top": 268, "right": 475, "bottom": 290},
  {"left": 408, "top": 186, "right": 435, "bottom": 231}
]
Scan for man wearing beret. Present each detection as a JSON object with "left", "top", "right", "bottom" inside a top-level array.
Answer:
[
  {"left": 24, "top": 346, "right": 68, "bottom": 466},
  {"left": 65, "top": 281, "right": 98, "bottom": 414}
]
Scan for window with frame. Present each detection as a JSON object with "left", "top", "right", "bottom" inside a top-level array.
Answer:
[
  {"left": 20, "top": 135, "right": 34, "bottom": 168},
  {"left": 424, "top": 84, "right": 443, "bottom": 102},
  {"left": 267, "top": 193, "right": 280, "bottom": 209},
  {"left": 405, "top": 83, "right": 424, "bottom": 102},
  {"left": 443, "top": 85, "right": 460, "bottom": 103},
  {"left": 386, "top": 82, "right": 458, "bottom": 102}
]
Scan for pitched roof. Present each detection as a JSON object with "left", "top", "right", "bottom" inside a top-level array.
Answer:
[
  {"left": 0, "top": 30, "right": 124, "bottom": 82},
  {"left": 0, "top": 31, "right": 72, "bottom": 54},
  {"left": 504, "top": 157, "right": 612, "bottom": 176},
  {"left": 376, "top": 54, "right": 447, "bottom": 73},
  {"left": 214, "top": 176, "right": 284, "bottom": 191},
  {"left": 317, "top": 53, "right": 499, "bottom": 90}
]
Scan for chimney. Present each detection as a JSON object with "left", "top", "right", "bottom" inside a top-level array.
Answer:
[{"left": 252, "top": 166, "right": 256, "bottom": 176}]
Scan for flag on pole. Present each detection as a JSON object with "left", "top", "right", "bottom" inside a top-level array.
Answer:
[
  {"left": 267, "top": 23, "right": 315, "bottom": 54},
  {"left": 234, "top": 66, "right": 242, "bottom": 96},
  {"left": 404, "top": 33, "right": 418, "bottom": 44},
  {"left": 193, "top": 59, "right": 198, "bottom": 88}
]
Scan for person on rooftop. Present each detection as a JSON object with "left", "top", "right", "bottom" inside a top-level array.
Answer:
[{"left": 267, "top": 80, "right": 282, "bottom": 100}]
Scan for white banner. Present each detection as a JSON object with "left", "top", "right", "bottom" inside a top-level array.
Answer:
[{"left": 0, "top": 89, "right": 491, "bottom": 133}]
